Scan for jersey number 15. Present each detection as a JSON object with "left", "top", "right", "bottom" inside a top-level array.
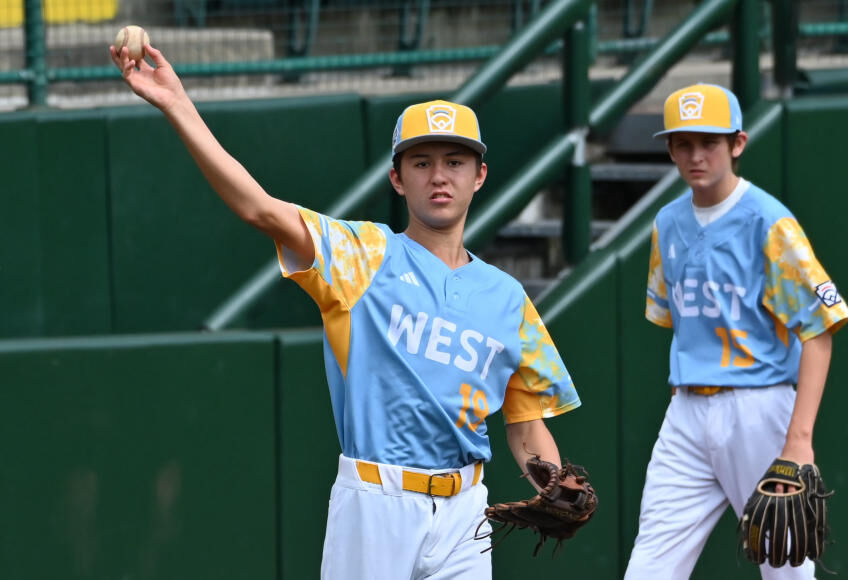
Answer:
[{"left": 715, "top": 327, "right": 755, "bottom": 367}]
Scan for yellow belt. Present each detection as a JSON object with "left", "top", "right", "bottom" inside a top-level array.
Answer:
[
  {"left": 356, "top": 461, "right": 483, "bottom": 497},
  {"left": 672, "top": 386, "right": 734, "bottom": 396}
]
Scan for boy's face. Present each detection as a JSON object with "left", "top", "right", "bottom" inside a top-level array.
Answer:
[
  {"left": 667, "top": 131, "right": 747, "bottom": 191},
  {"left": 389, "top": 142, "right": 487, "bottom": 232}
]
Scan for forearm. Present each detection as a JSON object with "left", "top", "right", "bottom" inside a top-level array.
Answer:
[
  {"left": 161, "top": 96, "right": 310, "bottom": 255},
  {"left": 113, "top": 44, "right": 312, "bottom": 260},
  {"left": 782, "top": 330, "right": 833, "bottom": 463},
  {"left": 164, "top": 98, "right": 275, "bottom": 220},
  {"left": 506, "top": 419, "right": 561, "bottom": 490}
]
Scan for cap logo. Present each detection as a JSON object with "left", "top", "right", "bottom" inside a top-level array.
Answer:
[
  {"left": 426, "top": 104, "right": 457, "bottom": 134},
  {"left": 678, "top": 91, "right": 705, "bottom": 120}
]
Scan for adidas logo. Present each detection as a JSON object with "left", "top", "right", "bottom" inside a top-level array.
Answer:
[{"left": 400, "top": 272, "right": 420, "bottom": 286}]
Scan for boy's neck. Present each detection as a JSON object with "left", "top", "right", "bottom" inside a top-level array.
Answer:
[
  {"left": 405, "top": 225, "right": 470, "bottom": 269},
  {"left": 691, "top": 173, "right": 741, "bottom": 208}
]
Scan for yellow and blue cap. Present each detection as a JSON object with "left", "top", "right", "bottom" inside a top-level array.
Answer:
[
  {"left": 391, "top": 100, "right": 487, "bottom": 158},
  {"left": 654, "top": 83, "right": 742, "bottom": 138}
]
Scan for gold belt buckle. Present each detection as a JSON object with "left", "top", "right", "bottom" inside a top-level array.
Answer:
[{"left": 427, "top": 472, "right": 460, "bottom": 497}]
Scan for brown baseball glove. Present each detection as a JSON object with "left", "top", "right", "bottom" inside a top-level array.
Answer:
[{"left": 477, "top": 456, "right": 598, "bottom": 556}]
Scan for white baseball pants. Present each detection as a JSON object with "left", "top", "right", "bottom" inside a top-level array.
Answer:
[
  {"left": 624, "top": 385, "right": 816, "bottom": 580},
  {"left": 320, "top": 455, "right": 492, "bottom": 580}
]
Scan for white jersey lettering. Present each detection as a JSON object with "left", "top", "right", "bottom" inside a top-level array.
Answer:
[
  {"left": 481, "top": 337, "right": 505, "bottom": 380},
  {"left": 455, "top": 329, "right": 484, "bottom": 372},
  {"left": 673, "top": 278, "right": 700, "bottom": 317},
  {"left": 425, "top": 317, "right": 455, "bottom": 365},
  {"left": 724, "top": 283, "right": 747, "bottom": 321},
  {"left": 387, "top": 304, "right": 505, "bottom": 377},
  {"left": 671, "top": 279, "right": 749, "bottom": 320},
  {"left": 387, "top": 304, "right": 428, "bottom": 353},
  {"left": 702, "top": 281, "right": 721, "bottom": 318}
]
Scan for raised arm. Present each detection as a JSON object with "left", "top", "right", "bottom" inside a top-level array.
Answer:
[{"left": 109, "top": 43, "right": 314, "bottom": 264}]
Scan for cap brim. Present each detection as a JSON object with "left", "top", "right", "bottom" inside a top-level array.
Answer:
[
  {"left": 393, "top": 134, "right": 487, "bottom": 156},
  {"left": 653, "top": 126, "right": 739, "bottom": 138}
]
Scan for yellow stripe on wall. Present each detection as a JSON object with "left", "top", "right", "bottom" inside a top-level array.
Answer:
[{"left": 1, "top": 0, "right": 117, "bottom": 28}]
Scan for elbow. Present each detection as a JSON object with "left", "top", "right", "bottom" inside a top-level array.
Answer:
[{"left": 242, "top": 204, "right": 278, "bottom": 233}]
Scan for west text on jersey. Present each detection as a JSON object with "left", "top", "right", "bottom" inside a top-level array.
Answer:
[
  {"left": 671, "top": 278, "right": 748, "bottom": 320},
  {"left": 387, "top": 304, "right": 505, "bottom": 379}
]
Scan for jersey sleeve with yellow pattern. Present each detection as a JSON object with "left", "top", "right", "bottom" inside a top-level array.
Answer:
[
  {"left": 645, "top": 222, "right": 673, "bottom": 328},
  {"left": 275, "top": 207, "right": 387, "bottom": 376},
  {"left": 762, "top": 216, "right": 848, "bottom": 341},
  {"left": 501, "top": 296, "right": 580, "bottom": 424}
]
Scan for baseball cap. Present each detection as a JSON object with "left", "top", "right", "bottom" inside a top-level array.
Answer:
[
  {"left": 391, "top": 100, "right": 487, "bottom": 158},
  {"left": 653, "top": 83, "right": 743, "bottom": 138}
]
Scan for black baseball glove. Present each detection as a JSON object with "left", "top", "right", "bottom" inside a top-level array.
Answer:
[
  {"left": 476, "top": 456, "right": 598, "bottom": 556},
  {"left": 739, "top": 457, "right": 833, "bottom": 568}
]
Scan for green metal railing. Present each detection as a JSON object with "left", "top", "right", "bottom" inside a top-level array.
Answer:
[
  {"left": 464, "top": 0, "right": 757, "bottom": 264},
  {"left": 6, "top": 1, "right": 846, "bottom": 104},
  {"left": 23, "top": 0, "right": 47, "bottom": 105}
]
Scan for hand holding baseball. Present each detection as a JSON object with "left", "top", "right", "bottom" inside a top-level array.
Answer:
[
  {"left": 110, "top": 29, "right": 186, "bottom": 113},
  {"left": 114, "top": 25, "right": 149, "bottom": 62}
]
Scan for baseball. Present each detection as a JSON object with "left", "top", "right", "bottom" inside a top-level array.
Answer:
[{"left": 114, "top": 25, "right": 149, "bottom": 62}]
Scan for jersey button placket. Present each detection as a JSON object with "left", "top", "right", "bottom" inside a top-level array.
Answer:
[
  {"left": 446, "top": 273, "right": 464, "bottom": 309},
  {"left": 693, "top": 232, "right": 706, "bottom": 263}
]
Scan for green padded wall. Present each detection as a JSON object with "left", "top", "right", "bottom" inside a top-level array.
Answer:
[
  {"left": 0, "top": 116, "right": 42, "bottom": 336},
  {"left": 0, "top": 333, "right": 278, "bottom": 580},
  {"left": 275, "top": 329, "right": 337, "bottom": 578},
  {"left": 36, "top": 112, "right": 113, "bottom": 336},
  {"left": 105, "top": 94, "right": 375, "bottom": 334},
  {"left": 0, "top": 111, "right": 112, "bottom": 338},
  {"left": 782, "top": 96, "right": 848, "bottom": 577}
]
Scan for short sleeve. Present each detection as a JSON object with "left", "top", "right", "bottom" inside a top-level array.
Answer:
[
  {"left": 762, "top": 217, "right": 848, "bottom": 341},
  {"left": 275, "top": 207, "right": 387, "bottom": 310},
  {"left": 274, "top": 208, "right": 388, "bottom": 377},
  {"left": 501, "top": 296, "right": 581, "bottom": 424},
  {"left": 646, "top": 222, "right": 673, "bottom": 328}
]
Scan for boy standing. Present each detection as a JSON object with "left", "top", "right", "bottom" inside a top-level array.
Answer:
[
  {"left": 625, "top": 84, "right": 847, "bottom": 579},
  {"left": 111, "top": 43, "right": 582, "bottom": 579}
]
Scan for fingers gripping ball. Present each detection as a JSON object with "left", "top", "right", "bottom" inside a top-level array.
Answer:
[
  {"left": 115, "top": 25, "right": 150, "bottom": 62},
  {"left": 476, "top": 456, "right": 598, "bottom": 556},
  {"left": 739, "top": 458, "right": 833, "bottom": 568}
]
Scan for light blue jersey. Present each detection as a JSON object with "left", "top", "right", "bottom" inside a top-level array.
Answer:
[
  {"left": 277, "top": 208, "right": 580, "bottom": 469},
  {"left": 646, "top": 182, "right": 848, "bottom": 387}
]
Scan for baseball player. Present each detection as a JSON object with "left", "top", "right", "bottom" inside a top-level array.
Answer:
[
  {"left": 624, "top": 83, "right": 848, "bottom": 579},
  {"left": 111, "top": 43, "right": 582, "bottom": 579}
]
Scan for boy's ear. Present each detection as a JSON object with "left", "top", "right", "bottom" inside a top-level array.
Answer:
[
  {"left": 732, "top": 131, "right": 749, "bottom": 157},
  {"left": 389, "top": 167, "right": 405, "bottom": 196},
  {"left": 474, "top": 162, "right": 488, "bottom": 193}
]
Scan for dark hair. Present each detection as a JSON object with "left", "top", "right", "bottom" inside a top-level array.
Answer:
[
  {"left": 666, "top": 132, "right": 742, "bottom": 173},
  {"left": 392, "top": 148, "right": 484, "bottom": 180}
]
